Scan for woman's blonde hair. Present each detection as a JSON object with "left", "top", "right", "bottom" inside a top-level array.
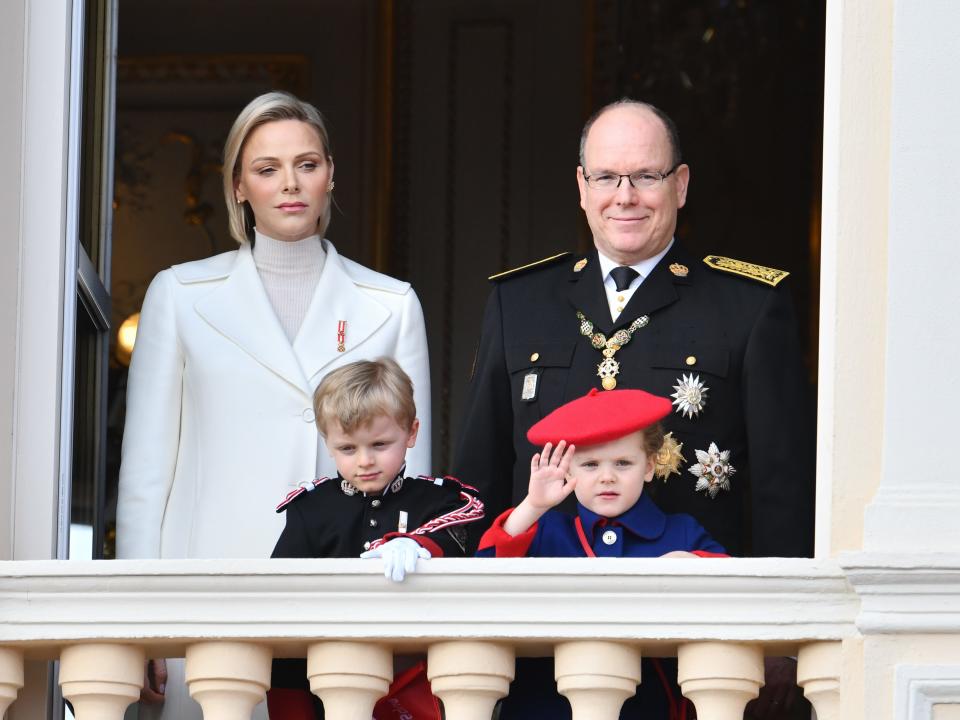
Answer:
[
  {"left": 313, "top": 358, "right": 417, "bottom": 436},
  {"left": 222, "top": 91, "right": 334, "bottom": 244}
]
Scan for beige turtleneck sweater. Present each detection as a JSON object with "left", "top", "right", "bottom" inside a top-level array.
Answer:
[{"left": 252, "top": 229, "right": 325, "bottom": 342}]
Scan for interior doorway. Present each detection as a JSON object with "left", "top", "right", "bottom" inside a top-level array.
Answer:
[{"left": 99, "top": 0, "right": 824, "bottom": 558}]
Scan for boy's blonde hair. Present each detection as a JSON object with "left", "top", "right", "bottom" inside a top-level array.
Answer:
[{"left": 313, "top": 358, "right": 416, "bottom": 436}]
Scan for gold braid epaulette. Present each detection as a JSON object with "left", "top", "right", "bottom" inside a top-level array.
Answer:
[
  {"left": 488, "top": 252, "right": 571, "bottom": 281},
  {"left": 702, "top": 255, "right": 789, "bottom": 287}
]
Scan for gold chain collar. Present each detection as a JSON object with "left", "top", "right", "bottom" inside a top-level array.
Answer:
[{"left": 575, "top": 310, "right": 650, "bottom": 390}]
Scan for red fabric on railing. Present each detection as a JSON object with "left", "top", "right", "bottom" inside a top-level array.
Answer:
[{"left": 266, "top": 660, "right": 441, "bottom": 719}]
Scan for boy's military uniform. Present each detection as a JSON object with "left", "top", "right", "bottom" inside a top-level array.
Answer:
[
  {"left": 272, "top": 473, "right": 484, "bottom": 559},
  {"left": 454, "top": 242, "right": 815, "bottom": 557},
  {"left": 270, "top": 474, "right": 484, "bottom": 719}
]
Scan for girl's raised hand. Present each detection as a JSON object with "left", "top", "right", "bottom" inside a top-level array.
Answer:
[{"left": 527, "top": 440, "right": 577, "bottom": 511}]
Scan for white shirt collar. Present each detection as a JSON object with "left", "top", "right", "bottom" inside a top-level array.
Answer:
[{"left": 596, "top": 238, "right": 675, "bottom": 285}]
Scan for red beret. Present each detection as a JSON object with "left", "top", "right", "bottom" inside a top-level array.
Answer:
[{"left": 527, "top": 388, "right": 672, "bottom": 447}]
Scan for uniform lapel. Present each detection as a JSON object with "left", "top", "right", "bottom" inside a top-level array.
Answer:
[
  {"left": 293, "top": 240, "right": 390, "bottom": 384},
  {"left": 611, "top": 243, "right": 690, "bottom": 330},
  {"left": 194, "top": 243, "right": 310, "bottom": 393},
  {"left": 566, "top": 249, "right": 614, "bottom": 334}
]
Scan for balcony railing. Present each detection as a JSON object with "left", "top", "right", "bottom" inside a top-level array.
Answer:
[{"left": 0, "top": 557, "right": 856, "bottom": 719}]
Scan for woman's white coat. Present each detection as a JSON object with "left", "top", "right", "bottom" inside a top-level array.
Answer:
[{"left": 116, "top": 239, "right": 431, "bottom": 560}]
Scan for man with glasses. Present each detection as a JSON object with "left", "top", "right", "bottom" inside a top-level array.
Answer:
[
  {"left": 455, "top": 97, "right": 813, "bottom": 720},
  {"left": 455, "top": 99, "right": 814, "bottom": 563}
]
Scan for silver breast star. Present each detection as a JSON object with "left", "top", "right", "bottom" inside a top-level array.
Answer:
[
  {"left": 689, "top": 442, "right": 736, "bottom": 498},
  {"left": 671, "top": 373, "right": 709, "bottom": 419}
]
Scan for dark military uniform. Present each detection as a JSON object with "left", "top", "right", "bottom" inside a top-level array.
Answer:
[
  {"left": 454, "top": 242, "right": 814, "bottom": 557},
  {"left": 271, "top": 473, "right": 484, "bottom": 559},
  {"left": 269, "top": 473, "right": 484, "bottom": 719}
]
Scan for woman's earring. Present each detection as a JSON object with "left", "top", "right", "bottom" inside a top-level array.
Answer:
[{"left": 327, "top": 181, "right": 335, "bottom": 192}]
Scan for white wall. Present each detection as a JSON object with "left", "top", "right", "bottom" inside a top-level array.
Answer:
[
  {"left": 865, "top": 0, "right": 960, "bottom": 553},
  {"left": 0, "top": 0, "right": 26, "bottom": 563}
]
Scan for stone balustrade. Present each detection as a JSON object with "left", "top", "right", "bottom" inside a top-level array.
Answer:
[{"left": 0, "top": 557, "right": 857, "bottom": 719}]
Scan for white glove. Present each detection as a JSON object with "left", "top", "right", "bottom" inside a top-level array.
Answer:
[{"left": 360, "top": 537, "right": 431, "bottom": 582}]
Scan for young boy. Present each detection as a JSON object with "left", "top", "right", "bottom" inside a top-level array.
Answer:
[
  {"left": 478, "top": 387, "right": 725, "bottom": 720},
  {"left": 269, "top": 358, "right": 484, "bottom": 718},
  {"left": 272, "top": 357, "right": 484, "bottom": 571}
]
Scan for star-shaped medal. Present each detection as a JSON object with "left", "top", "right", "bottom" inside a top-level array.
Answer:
[
  {"left": 654, "top": 432, "right": 684, "bottom": 481},
  {"left": 671, "top": 373, "right": 709, "bottom": 419},
  {"left": 688, "top": 442, "right": 736, "bottom": 498}
]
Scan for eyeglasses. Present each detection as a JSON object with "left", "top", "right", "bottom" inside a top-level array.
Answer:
[{"left": 583, "top": 164, "right": 680, "bottom": 191}]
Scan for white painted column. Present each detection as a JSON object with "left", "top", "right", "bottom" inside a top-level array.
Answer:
[
  {"left": 817, "top": 0, "right": 895, "bottom": 559},
  {"left": 677, "top": 642, "right": 763, "bottom": 720},
  {"left": 427, "top": 641, "right": 514, "bottom": 720},
  {"left": 797, "top": 641, "right": 841, "bottom": 720},
  {"left": 554, "top": 641, "right": 641, "bottom": 720},
  {"left": 185, "top": 642, "right": 272, "bottom": 720},
  {"left": 860, "top": 0, "right": 960, "bottom": 554},
  {"left": 59, "top": 644, "right": 144, "bottom": 719},
  {"left": 307, "top": 641, "right": 392, "bottom": 720},
  {"left": 0, "top": 647, "right": 24, "bottom": 716}
]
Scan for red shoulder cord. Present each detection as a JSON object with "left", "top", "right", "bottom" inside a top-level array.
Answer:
[{"left": 574, "top": 516, "right": 690, "bottom": 720}]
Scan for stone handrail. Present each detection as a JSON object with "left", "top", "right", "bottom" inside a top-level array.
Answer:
[{"left": 0, "top": 557, "right": 857, "bottom": 719}]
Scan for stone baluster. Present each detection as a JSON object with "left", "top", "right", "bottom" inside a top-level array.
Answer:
[
  {"left": 677, "top": 642, "right": 764, "bottom": 720},
  {"left": 0, "top": 647, "right": 24, "bottom": 716},
  {"left": 307, "top": 641, "right": 392, "bottom": 720},
  {"left": 427, "top": 641, "right": 515, "bottom": 720},
  {"left": 59, "top": 643, "right": 145, "bottom": 719},
  {"left": 797, "top": 641, "right": 842, "bottom": 720},
  {"left": 185, "top": 641, "right": 271, "bottom": 720},
  {"left": 554, "top": 640, "right": 642, "bottom": 720}
]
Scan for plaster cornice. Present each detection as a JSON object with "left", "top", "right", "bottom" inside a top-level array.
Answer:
[{"left": 841, "top": 552, "right": 960, "bottom": 634}]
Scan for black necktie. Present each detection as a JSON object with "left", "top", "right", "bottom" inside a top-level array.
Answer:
[{"left": 610, "top": 266, "right": 640, "bottom": 292}]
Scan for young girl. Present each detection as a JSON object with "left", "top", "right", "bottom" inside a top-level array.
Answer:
[{"left": 478, "top": 387, "right": 726, "bottom": 720}]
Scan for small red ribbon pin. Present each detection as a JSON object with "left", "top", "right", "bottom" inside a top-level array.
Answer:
[{"left": 337, "top": 321, "right": 346, "bottom": 352}]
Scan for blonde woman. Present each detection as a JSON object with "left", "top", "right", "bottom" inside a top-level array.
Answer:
[{"left": 116, "top": 92, "right": 431, "bottom": 719}]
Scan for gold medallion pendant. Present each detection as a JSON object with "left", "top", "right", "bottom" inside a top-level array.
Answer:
[
  {"left": 598, "top": 357, "right": 620, "bottom": 389},
  {"left": 576, "top": 311, "right": 649, "bottom": 390}
]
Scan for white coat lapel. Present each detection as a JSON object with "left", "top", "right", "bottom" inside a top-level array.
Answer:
[
  {"left": 294, "top": 241, "right": 390, "bottom": 383},
  {"left": 194, "top": 243, "right": 310, "bottom": 394}
]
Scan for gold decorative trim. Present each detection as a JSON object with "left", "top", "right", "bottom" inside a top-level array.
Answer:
[
  {"left": 117, "top": 54, "right": 309, "bottom": 94},
  {"left": 488, "top": 252, "right": 571, "bottom": 281},
  {"left": 702, "top": 255, "right": 789, "bottom": 287}
]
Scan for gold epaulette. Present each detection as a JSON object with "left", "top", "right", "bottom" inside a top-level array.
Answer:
[
  {"left": 488, "top": 252, "right": 571, "bottom": 281},
  {"left": 702, "top": 255, "right": 789, "bottom": 287}
]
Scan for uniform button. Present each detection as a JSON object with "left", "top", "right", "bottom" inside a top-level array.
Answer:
[
  {"left": 617, "top": 295, "right": 625, "bottom": 303},
  {"left": 369, "top": 518, "right": 378, "bottom": 527},
  {"left": 530, "top": 352, "right": 540, "bottom": 362},
  {"left": 685, "top": 355, "right": 697, "bottom": 366},
  {"left": 616, "top": 306, "right": 624, "bottom": 313},
  {"left": 363, "top": 541, "right": 371, "bottom": 551},
  {"left": 302, "top": 408, "right": 316, "bottom": 423},
  {"left": 371, "top": 499, "right": 381, "bottom": 508},
  {"left": 602, "top": 530, "right": 617, "bottom": 545}
]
